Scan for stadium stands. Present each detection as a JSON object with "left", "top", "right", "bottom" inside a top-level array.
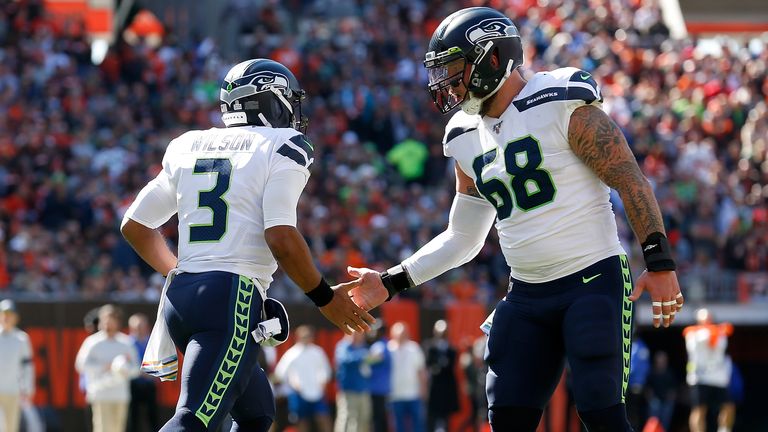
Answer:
[{"left": 0, "top": 0, "right": 766, "bottom": 314}]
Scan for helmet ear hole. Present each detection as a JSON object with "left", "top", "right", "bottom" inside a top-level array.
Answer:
[{"left": 490, "top": 47, "right": 500, "bottom": 69}]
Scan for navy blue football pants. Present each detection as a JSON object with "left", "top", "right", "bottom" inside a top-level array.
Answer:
[
  {"left": 486, "top": 255, "right": 634, "bottom": 432},
  {"left": 159, "top": 271, "right": 275, "bottom": 432}
]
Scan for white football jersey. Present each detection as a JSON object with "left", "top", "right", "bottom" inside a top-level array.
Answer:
[
  {"left": 124, "top": 125, "right": 313, "bottom": 284},
  {"left": 445, "top": 67, "right": 625, "bottom": 282}
]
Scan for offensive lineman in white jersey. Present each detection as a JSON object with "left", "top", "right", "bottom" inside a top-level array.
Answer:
[
  {"left": 121, "top": 59, "right": 374, "bottom": 432},
  {"left": 344, "top": 7, "right": 684, "bottom": 431}
]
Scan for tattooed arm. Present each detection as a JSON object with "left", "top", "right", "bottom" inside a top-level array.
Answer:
[
  {"left": 568, "top": 105, "right": 665, "bottom": 242},
  {"left": 456, "top": 163, "right": 483, "bottom": 197},
  {"left": 569, "top": 104, "right": 683, "bottom": 328}
]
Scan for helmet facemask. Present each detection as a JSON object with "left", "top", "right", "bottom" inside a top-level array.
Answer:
[
  {"left": 424, "top": 8, "right": 525, "bottom": 116},
  {"left": 289, "top": 89, "right": 308, "bottom": 134},
  {"left": 426, "top": 49, "right": 468, "bottom": 114}
]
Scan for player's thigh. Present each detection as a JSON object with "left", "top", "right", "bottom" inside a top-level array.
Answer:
[
  {"left": 563, "top": 258, "right": 633, "bottom": 412},
  {"left": 173, "top": 274, "right": 264, "bottom": 430},
  {"left": 485, "top": 297, "right": 565, "bottom": 410},
  {"left": 176, "top": 330, "right": 263, "bottom": 430},
  {"left": 230, "top": 363, "right": 276, "bottom": 427}
]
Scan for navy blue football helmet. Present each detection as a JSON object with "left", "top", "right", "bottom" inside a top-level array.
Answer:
[
  {"left": 220, "top": 59, "right": 308, "bottom": 133},
  {"left": 424, "top": 7, "right": 524, "bottom": 114}
]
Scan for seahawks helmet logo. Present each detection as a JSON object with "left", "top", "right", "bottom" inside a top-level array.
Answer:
[
  {"left": 253, "top": 73, "right": 290, "bottom": 90},
  {"left": 465, "top": 18, "right": 514, "bottom": 44},
  {"left": 220, "top": 72, "right": 291, "bottom": 105}
]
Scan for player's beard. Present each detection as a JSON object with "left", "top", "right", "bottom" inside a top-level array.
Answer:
[{"left": 479, "top": 91, "right": 499, "bottom": 116}]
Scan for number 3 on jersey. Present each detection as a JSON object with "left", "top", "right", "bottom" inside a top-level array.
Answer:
[
  {"left": 472, "top": 135, "right": 556, "bottom": 220},
  {"left": 190, "top": 158, "right": 232, "bottom": 242}
]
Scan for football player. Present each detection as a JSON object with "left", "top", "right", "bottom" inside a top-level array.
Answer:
[
  {"left": 344, "top": 7, "right": 683, "bottom": 431},
  {"left": 121, "top": 58, "right": 374, "bottom": 432}
]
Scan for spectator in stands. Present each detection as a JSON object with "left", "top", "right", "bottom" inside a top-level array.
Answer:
[
  {"left": 365, "top": 319, "right": 392, "bottom": 432},
  {"left": 424, "top": 320, "right": 459, "bottom": 432},
  {"left": 274, "top": 325, "right": 333, "bottom": 432},
  {"left": 0, "top": 300, "right": 34, "bottom": 432},
  {"left": 334, "top": 331, "right": 372, "bottom": 432},
  {"left": 75, "top": 304, "right": 139, "bottom": 432},
  {"left": 646, "top": 351, "right": 677, "bottom": 432},
  {"left": 684, "top": 308, "right": 734, "bottom": 432},
  {"left": 126, "top": 313, "right": 159, "bottom": 432},
  {"left": 388, "top": 322, "right": 426, "bottom": 432},
  {"left": 627, "top": 335, "right": 651, "bottom": 429}
]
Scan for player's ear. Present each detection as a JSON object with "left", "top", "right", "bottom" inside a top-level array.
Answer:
[{"left": 490, "top": 49, "right": 500, "bottom": 69}]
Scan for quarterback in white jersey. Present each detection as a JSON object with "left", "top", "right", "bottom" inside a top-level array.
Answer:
[
  {"left": 121, "top": 59, "right": 373, "bottom": 432},
  {"left": 344, "top": 7, "right": 683, "bottom": 432},
  {"left": 125, "top": 121, "right": 313, "bottom": 284}
]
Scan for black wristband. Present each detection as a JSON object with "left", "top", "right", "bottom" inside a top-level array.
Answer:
[
  {"left": 381, "top": 265, "right": 413, "bottom": 301},
  {"left": 305, "top": 279, "right": 334, "bottom": 307},
  {"left": 641, "top": 232, "right": 677, "bottom": 272}
]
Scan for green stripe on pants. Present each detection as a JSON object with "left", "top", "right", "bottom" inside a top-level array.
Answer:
[
  {"left": 620, "top": 255, "right": 633, "bottom": 403},
  {"left": 195, "top": 275, "right": 254, "bottom": 426}
]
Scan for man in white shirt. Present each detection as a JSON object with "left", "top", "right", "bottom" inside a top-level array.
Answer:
[
  {"left": 388, "top": 322, "right": 426, "bottom": 432},
  {"left": 0, "top": 300, "right": 34, "bottom": 432},
  {"left": 274, "top": 325, "right": 332, "bottom": 432},
  {"left": 684, "top": 308, "right": 734, "bottom": 432},
  {"left": 75, "top": 304, "right": 139, "bottom": 432}
]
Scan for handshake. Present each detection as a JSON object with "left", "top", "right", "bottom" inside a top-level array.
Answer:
[{"left": 311, "top": 266, "right": 406, "bottom": 335}]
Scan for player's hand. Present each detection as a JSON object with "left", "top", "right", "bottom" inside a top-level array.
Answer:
[
  {"left": 319, "top": 281, "right": 376, "bottom": 335},
  {"left": 629, "top": 270, "right": 684, "bottom": 328},
  {"left": 345, "top": 266, "right": 389, "bottom": 311}
]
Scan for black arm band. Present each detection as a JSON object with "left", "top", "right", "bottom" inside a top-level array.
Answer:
[
  {"left": 641, "top": 232, "right": 677, "bottom": 272},
  {"left": 381, "top": 265, "right": 414, "bottom": 301},
  {"left": 305, "top": 278, "right": 334, "bottom": 307}
]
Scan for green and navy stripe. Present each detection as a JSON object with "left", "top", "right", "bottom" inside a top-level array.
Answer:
[
  {"left": 276, "top": 134, "right": 314, "bottom": 168},
  {"left": 195, "top": 275, "right": 255, "bottom": 427},
  {"left": 619, "top": 254, "right": 633, "bottom": 403}
]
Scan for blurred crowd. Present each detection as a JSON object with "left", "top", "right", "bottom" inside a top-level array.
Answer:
[
  {"left": 0, "top": 0, "right": 766, "bottom": 304},
  {"left": 270, "top": 320, "right": 482, "bottom": 432}
]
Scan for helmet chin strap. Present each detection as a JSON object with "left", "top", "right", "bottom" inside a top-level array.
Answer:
[
  {"left": 460, "top": 94, "right": 489, "bottom": 116},
  {"left": 460, "top": 57, "right": 516, "bottom": 116}
]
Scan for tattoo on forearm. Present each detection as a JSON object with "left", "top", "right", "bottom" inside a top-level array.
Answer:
[
  {"left": 568, "top": 106, "right": 665, "bottom": 241},
  {"left": 465, "top": 185, "right": 482, "bottom": 198}
]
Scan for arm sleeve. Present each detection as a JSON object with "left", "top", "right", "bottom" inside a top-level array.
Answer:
[
  {"left": 122, "top": 167, "right": 177, "bottom": 229},
  {"left": 20, "top": 334, "right": 34, "bottom": 396},
  {"left": 401, "top": 193, "right": 497, "bottom": 285}
]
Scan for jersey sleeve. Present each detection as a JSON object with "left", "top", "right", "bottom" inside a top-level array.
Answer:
[
  {"left": 273, "top": 132, "right": 314, "bottom": 174},
  {"left": 123, "top": 142, "right": 179, "bottom": 229},
  {"left": 263, "top": 168, "right": 308, "bottom": 228},
  {"left": 263, "top": 132, "right": 313, "bottom": 228},
  {"left": 442, "top": 111, "right": 480, "bottom": 158},
  {"left": 563, "top": 69, "right": 603, "bottom": 115}
]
